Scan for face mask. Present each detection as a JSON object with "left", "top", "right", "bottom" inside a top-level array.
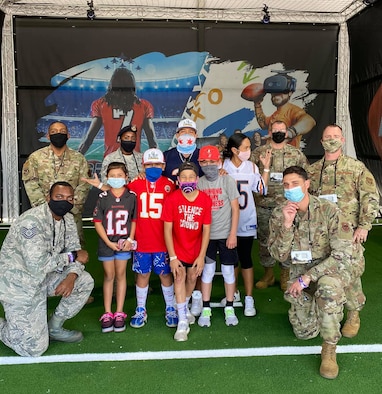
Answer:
[
  {"left": 237, "top": 150, "right": 251, "bottom": 162},
  {"left": 272, "top": 131, "right": 286, "bottom": 144},
  {"left": 48, "top": 199, "right": 73, "bottom": 217},
  {"left": 50, "top": 133, "right": 68, "bottom": 148},
  {"left": 201, "top": 164, "right": 219, "bottom": 181},
  {"left": 176, "top": 134, "right": 196, "bottom": 155},
  {"left": 322, "top": 139, "right": 342, "bottom": 153},
  {"left": 107, "top": 178, "right": 126, "bottom": 189},
  {"left": 121, "top": 140, "right": 136, "bottom": 153},
  {"left": 146, "top": 167, "right": 162, "bottom": 182},
  {"left": 179, "top": 181, "right": 198, "bottom": 194},
  {"left": 284, "top": 186, "right": 305, "bottom": 203}
]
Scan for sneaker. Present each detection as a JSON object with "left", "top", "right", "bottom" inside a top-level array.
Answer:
[
  {"left": 224, "top": 306, "right": 239, "bottom": 326},
  {"left": 220, "top": 290, "right": 241, "bottom": 307},
  {"left": 99, "top": 312, "right": 114, "bottom": 333},
  {"left": 130, "top": 307, "right": 147, "bottom": 329},
  {"left": 186, "top": 308, "right": 196, "bottom": 325},
  {"left": 244, "top": 296, "right": 257, "bottom": 317},
  {"left": 190, "top": 290, "right": 202, "bottom": 316},
  {"left": 198, "top": 307, "right": 212, "bottom": 327},
  {"left": 174, "top": 320, "right": 190, "bottom": 342},
  {"left": 113, "top": 312, "right": 127, "bottom": 332},
  {"left": 165, "top": 306, "right": 178, "bottom": 328}
]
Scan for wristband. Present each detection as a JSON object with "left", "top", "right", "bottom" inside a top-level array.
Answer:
[
  {"left": 127, "top": 237, "right": 134, "bottom": 243},
  {"left": 97, "top": 182, "right": 104, "bottom": 190},
  {"left": 298, "top": 276, "right": 308, "bottom": 289},
  {"left": 169, "top": 256, "right": 178, "bottom": 261},
  {"left": 263, "top": 168, "right": 270, "bottom": 173},
  {"left": 67, "top": 251, "right": 78, "bottom": 263}
]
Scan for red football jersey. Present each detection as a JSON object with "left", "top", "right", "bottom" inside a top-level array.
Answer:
[{"left": 128, "top": 176, "right": 175, "bottom": 253}]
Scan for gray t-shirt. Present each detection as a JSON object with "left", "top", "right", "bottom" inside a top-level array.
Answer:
[{"left": 197, "top": 174, "right": 239, "bottom": 240}]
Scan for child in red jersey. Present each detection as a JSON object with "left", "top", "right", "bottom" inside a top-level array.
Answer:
[
  {"left": 162, "top": 162, "right": 212, "bottom": 342},
  {"left": 128, "top": 149, "right": 177, "bottom": 329}
]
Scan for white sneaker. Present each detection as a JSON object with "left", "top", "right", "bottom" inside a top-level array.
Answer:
[
  {"left": 174, "top": 320, "right": 190, "bottom": 342},
  {"left": 190, "top": 290, "right": 202, "bottom": 316},
  {"left": 224, "top": 306, "right": 239, "bottom": 326},
  {"left": 244, "top": 296, "right": 257, "bottom": 317},
  {"left": 220, "top": 290, "right": 241, "bottom": 307},
  {"left": 186, "top": 308, "right": 196, "bottom": 325},
  {"left": 198, "top": 307, "right": 212, "bottom": 327}
]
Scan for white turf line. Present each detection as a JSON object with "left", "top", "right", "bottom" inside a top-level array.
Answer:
[{"left": 1, "top": 344, "right": 382, "bottom": 366}]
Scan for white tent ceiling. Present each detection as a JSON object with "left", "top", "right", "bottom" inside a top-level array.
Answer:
[{"left": 0, "top": 1, "right": 373, "bottom": 23}]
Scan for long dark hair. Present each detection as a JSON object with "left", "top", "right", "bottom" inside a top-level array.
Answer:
[{"left": 223, "top": 133, "right": 250, "bottom": 159}]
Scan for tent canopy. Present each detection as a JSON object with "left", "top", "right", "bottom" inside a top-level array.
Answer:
[{"left": 0, "top": 1, "right": 373, "bottom": 23}]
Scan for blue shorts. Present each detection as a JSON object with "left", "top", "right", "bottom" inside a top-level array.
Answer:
[
  {"left": 133, "top": 252, "right": 171, "bottom": 275},
  {"left": 99, "top": 251, "right": 132, "bottom": 262}
]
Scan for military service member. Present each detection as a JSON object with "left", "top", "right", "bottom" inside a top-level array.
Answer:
[
  {"left": 307, "top": 124, "right": 379, "bottom": 338},
  {"left": 251, "top": 120, "right": 309, "bottom": 291},
  {"left": 100, "top": 125, "right": 143, "bottom": 184},
  {"left": 268, "top": 166, "right": 354, "bottom": 379},
  {"left": 22, "top": 121, "right": 90, "bottom": 246},
  {"left": 0, "top": 182, "right": 94, "bottom": 357}
]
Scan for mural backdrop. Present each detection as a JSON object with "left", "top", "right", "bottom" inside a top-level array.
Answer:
[{"left": 14, "top": 18, "right": 339, "bottom": 214}]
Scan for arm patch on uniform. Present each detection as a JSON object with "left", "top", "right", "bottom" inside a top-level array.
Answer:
[
  {"left": 21, "top": 225, "right": 38, "bottom": 239},
  {"left": 341, "top": 222, "right": 351, "bottom": 233}
]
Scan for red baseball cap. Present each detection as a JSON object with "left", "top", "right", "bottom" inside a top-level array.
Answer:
[{"left": 198, "top": 145, "right": 220, "bottom": 161}]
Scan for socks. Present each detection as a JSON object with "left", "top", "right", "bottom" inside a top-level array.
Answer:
[
  {"left": 136, "top": 285, "right": 149, "bottom": 308},
  {"left": 161, "top": 284, "right": 175, "bottom": 308}
]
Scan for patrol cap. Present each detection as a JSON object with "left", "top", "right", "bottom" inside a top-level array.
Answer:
[
  {"left": 143, "top": 148, "right": 165, "bottom": 164},
  {"left": 198, "top": 145, "right": 220, "bottom": 161},
  {"left": 117, "top": 125, "right": 137, "bottom": 139},
  {"left": 176, "top": 119, "right": 197, "bottom": 133}
]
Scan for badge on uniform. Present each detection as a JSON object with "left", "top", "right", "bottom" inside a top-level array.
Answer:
[
  {"left": 21, "top": 225, "right": 38, "bottom": 239},
  {"left": 319, "top": 194, "right": 338, "bottom": 203},
  {"left": 291, "top": 250, "right": 312, "bottom": 264}
]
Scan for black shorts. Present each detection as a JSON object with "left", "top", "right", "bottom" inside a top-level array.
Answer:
[{"left": 206, "top": 239, "right": 238, "bottom": 266}]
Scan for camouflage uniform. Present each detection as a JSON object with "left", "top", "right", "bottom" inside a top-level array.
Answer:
[
  {"left": 0, "top": 203, "right": 94, "bottom": 357},
  {"left": 100, "top": 148, "right": 143, "bottom": 183},
  {"left": 307, "top": 154, "right": 379, "bottom": 311},
  {"left": 268, "top": 195, "right": 354, "bottom": 344},
  {"left": 22, "top": 145, "right": 90, "bottom": 246},
  {"left": 251, "top": 143, "right": 309, "bottom": 268}
]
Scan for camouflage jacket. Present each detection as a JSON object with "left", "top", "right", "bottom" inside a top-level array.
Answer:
[
  {"left": 22, "top": 145, "right": 90, "bottom": 215},
  {"left": 268, "top": 195, "right": 353, "bottom": 283},
  {"left": 307, "top": 154, "right": 379, "bottom": 230},
  {"left": 101, "top": 148, "right": 143, "bottom": 183},
  {"left": 251, "top": 143, "right": 309, "bottom": 208},
  {"left": 0, "top": 203, "right": 84, "bottom": 303}
]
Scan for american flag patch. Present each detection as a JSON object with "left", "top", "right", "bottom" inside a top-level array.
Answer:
[{"left": 21, "top": 225, "right": 38, "bottom": 239}]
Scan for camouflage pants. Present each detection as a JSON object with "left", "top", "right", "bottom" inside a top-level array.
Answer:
[
  {"left": 0, "top": 269, "right": 93, "bottom": 357},
  {"left": 345, "top": 242, "right": 366, "bottom": 312},
  {"left": 257, "top": 206, "right": 290, "bottom": 269},
  {"left": 285, "top": 265, "right": 348, "bottom": 344}
]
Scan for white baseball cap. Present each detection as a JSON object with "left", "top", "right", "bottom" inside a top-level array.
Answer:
[
  {"left": 176, "top": 118, "right": 197, "bottom": 133},
  {"left": 143, "top": 148, "right": 165, "bottom": 164}
]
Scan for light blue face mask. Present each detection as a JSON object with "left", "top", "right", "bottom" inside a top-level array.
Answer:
[
  {"left": 176, "top": 134, "right": 197, "bottom": 155},
  {"left": 107, "top": 178, "right": 126, "bottom": 189},
  {"left": 284, "top": 186, "right": 304, "bottom": 202}
]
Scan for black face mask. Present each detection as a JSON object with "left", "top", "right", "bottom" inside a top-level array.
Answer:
[
  {"left": 272, "top": 131, "right": 286, "bottom": 144},
  {"left": 121, "top": 140, "right": 136, "bottom": 153},
  {"left": 48, "top": 199, "right": 73, "bottom": 217},
  {"left": 50, "top": 133, "right": 68, "bottom": 148}
]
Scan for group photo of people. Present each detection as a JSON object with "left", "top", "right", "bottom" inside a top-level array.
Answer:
[{"left": 0, "top": 115, "right": 379, "bottom": 382}]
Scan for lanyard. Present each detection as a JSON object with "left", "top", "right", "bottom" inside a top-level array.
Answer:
[
  {"left": 318, "top": 159, "right": 337, "bottom": 194},
  {"left": 292, "top": 206, "right": 312, "bottom": 250}
]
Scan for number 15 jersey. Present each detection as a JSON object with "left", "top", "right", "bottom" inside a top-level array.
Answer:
[{"left": 128, "top": 176, "right": 175, "bottom": 253}]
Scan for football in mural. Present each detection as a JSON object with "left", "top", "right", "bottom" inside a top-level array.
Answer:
[
  {"left": 368, "top": 83, "right": 382, "bottom": 160},
  {"left": 241, "top": 83, "right": 265, "bottom": 102}
]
